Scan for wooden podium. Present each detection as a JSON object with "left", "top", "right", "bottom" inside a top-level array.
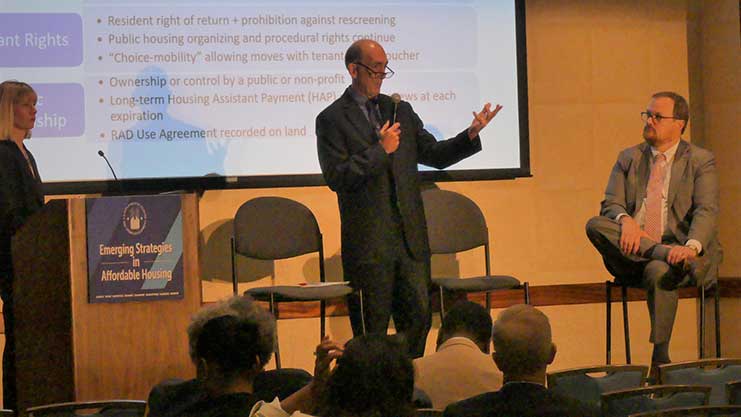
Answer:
[{"left": 11, "top": 194, "right": 201, "bottom": 410}]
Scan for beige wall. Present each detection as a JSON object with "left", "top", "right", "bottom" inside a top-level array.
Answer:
[{"left": 196, "top": 0, "right": 740, "bottom": 372}]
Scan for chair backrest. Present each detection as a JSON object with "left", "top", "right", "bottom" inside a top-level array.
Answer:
[
  {"left": 415, "top": 408, "right": 444, "bottom": 417},
  {"left": 547, "top": 364, "right": 648, "bottom": 408},
  {"left": 26, "top": 400, "right": 146, "bottom": 417},
  {"left": 233, "top": 197, "right": 322, "bottom": 260},
  {"left": 602, "top": 385, "right": 712, "bottom": 417},
  {"left": 253, "top": 368, "right": 313, "bottom": 401},
  {"left": 421, "top": 189, "right": 489, "bottom": 255},
  {"left": 629, "top": 405, "right": 741, "bottom": 416},
  {"left": 728, "top": 380, "right": 741, "bottom": 406},
  {"left": 659, "top": 359, "right": 741, "bottom": 405}
]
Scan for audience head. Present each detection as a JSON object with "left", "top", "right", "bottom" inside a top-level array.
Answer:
[
  {"left": 0, "top": 80, "right": 37, "bottom": 141},
  {"left": 491, "top": 304, "right": 555, "bottom": 382},
  {"left": 187, "top": 295, "right": 276, "bottom": 390},
  {"left": 320, "top": 334, "right": 415, "bottom": 417},
  {"left": 437, "top": 301, "right": 493, "bottom": 353}
]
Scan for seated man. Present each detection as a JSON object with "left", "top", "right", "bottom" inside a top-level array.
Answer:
[
  {"left": 585, "top": 91, "right": 721, "bottom": 372},
  {"left": 414, "top": 301, "right": 503, "bottom": 408},
  {"left": 443, "top": 305, "right": 599, "bottom": 417}
]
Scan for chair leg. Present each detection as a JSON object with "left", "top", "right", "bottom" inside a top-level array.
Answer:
[
  {"left": 606, "top": 281, "right": 612, "bottom": 365},
  {"left": 230, "top": 238, "right": 238, "bottom": 295},
  {"left": 700, "top": 284, "right": 706, "bottom": 358},
  {"left": 270, "top": 293, "right": 281, "bottom": 369},
  {"left": 438, "top": 287, "right": 445, "bottom": 323},
  {"left": 358, "top": 289, "right": 366, "bottom": 335},
  {"left": 485, "top": 291, "right": 491, "bottom": 311},
  {"left": 320, "top": 300, "right": 326, "bottom": 340},
  {"left": 523, "top": 282, "right": 530, "bottom": 305},
  {"left": 621, "top": 284, "right": 631, "bottom": 364},
  {"left": 714, "top": 283, "right": 721, "bottom": 357}
]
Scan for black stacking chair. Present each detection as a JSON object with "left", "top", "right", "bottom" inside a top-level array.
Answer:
[
  {"left": 602, "top": 385, "right": 711, "bottom": 417},
  {"left": 421, "top": 189, "right": 529, "bottom": 321},
  {"left": 547, "top": 364, "right": 648, "bottom": 409},
  {"left": 658, "top": 359, "right": 741, "bottom": 405},
  {"left": 231, "top": 196, "right": 360, "bottom": 368}
]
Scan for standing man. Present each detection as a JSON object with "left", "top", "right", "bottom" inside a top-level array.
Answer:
[
  {"left": 586, "top": 92, "right": 721, "bottom": 373},
  {"left": 316, "top": 39, "right": 501, "bottom": 357}
]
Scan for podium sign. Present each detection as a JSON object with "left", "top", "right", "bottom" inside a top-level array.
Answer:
[{"left": 86, "top": 194, "right": 184, "bottom": 302}]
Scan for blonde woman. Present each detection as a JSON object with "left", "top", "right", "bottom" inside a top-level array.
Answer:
[{"left": 0, "top": 80, "right": 43, "bottom": 410}]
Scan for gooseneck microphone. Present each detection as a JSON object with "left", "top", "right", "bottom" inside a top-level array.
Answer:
[
  {"left": 98, "top": 150, "right": 119, "bottom": 181},
  {"left": 98, "top": 150, "right": 124, "bottom": 194},
  {"left": 391, "top": 93, "right": 401, "bottom": 124}
]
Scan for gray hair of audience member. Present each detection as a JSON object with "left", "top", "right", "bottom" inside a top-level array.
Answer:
[
  {"left": 491, "top": 304, "right": 555, "bottom": 377},
  {"left": 186, "top": 295, "right": 276, "bottom": 366},
  {"left": 437, "top": 301, "right": 493, "bottom": 353}
]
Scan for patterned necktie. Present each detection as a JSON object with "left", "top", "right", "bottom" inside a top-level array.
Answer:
[
  {"left": 644, "top": 153, "right": 667, "bottom": 242},
  {"left": 366, "top": 98, "right": 381, "bottom": 132}
]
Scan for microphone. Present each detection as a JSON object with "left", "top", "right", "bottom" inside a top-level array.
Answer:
[
  {"left": 98, "top": 150, "right": 124, "bottom": 194},
  {"left": 391, "top": 93, "right": 401, "bottom": 124}
]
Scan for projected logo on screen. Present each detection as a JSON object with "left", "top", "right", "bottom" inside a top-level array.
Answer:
[{"left": 123, "top": 202, "right": 147, "bottom": 235}]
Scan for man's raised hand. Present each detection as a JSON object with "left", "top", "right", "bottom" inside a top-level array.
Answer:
[{"left": 467, "top": 103, "right": 503, "bottom": 140}]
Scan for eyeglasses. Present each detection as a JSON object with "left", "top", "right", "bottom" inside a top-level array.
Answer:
[
  {"left": 354, "top": 62, "right": 395, "bottom": 80},
  {"left": 641, "top": 111, "right": 682, "bottom": 123}
]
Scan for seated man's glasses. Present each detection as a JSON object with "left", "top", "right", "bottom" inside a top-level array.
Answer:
[
  {"left": 354, "top": 62, "right": 395, "bottom": 80},
  {"left": 641, "top": 111, "right": 682, "bottom": 123}
]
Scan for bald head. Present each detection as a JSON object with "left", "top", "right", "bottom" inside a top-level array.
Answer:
[
  {"left": 492, "top": 304, "right": 555, "bottom": 379},
  {"left": 345, "top": 39, "right": 388, "bottom": 99},
  {"left": 345, "top": 39, "right": 385, "bottom": 68}
]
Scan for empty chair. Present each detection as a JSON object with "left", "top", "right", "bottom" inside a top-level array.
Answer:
[
  {"left": 602, "top": 385, "right": 711, "bottom": 417},
  {"left": 728, "top": 380, "right": 741, "bottom": 406},
  {"left": 421, "top": 189, "right": 529, "bottom": 320},
  {"left": 629, "top": 405, "right": 741, "bottom": 416},
  {"left": 26, "top": 400, "right": 146, "bottom": 417},
  {"left": 231, "top": 196, "right": 358, "bottom": 368},
  {"left": 659, "top": 359, "right": 741, "bottom": 405},
  {"left": 547, "top": 364, "right": 648, "bottom": 409}
]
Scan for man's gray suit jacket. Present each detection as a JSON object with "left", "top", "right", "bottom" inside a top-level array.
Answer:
[{"left": 600, "top": 139, "right": 722, "bottom": 283}]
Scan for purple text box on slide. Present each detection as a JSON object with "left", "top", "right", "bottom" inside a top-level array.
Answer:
[
  {"left": 0, "top": 13, "right": 83, "bottom": 67},
  {"left": 32, "top": 83, "right": 85, "bottom": 138}
]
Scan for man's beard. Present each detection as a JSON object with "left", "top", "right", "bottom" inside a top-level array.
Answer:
[{"left": 643, "top": 125, "right": 656, "bottom": 143}]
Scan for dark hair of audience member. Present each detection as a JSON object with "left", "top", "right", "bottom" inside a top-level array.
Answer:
[
  {"left": 437, "top": 301, "right": 493, "bottom": 352},
  {"left": 317, "top": 334, "right": 415, "bottom": 417},
  {"left": 194, "top": 315, "right": 263, "bottom": 387}
]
